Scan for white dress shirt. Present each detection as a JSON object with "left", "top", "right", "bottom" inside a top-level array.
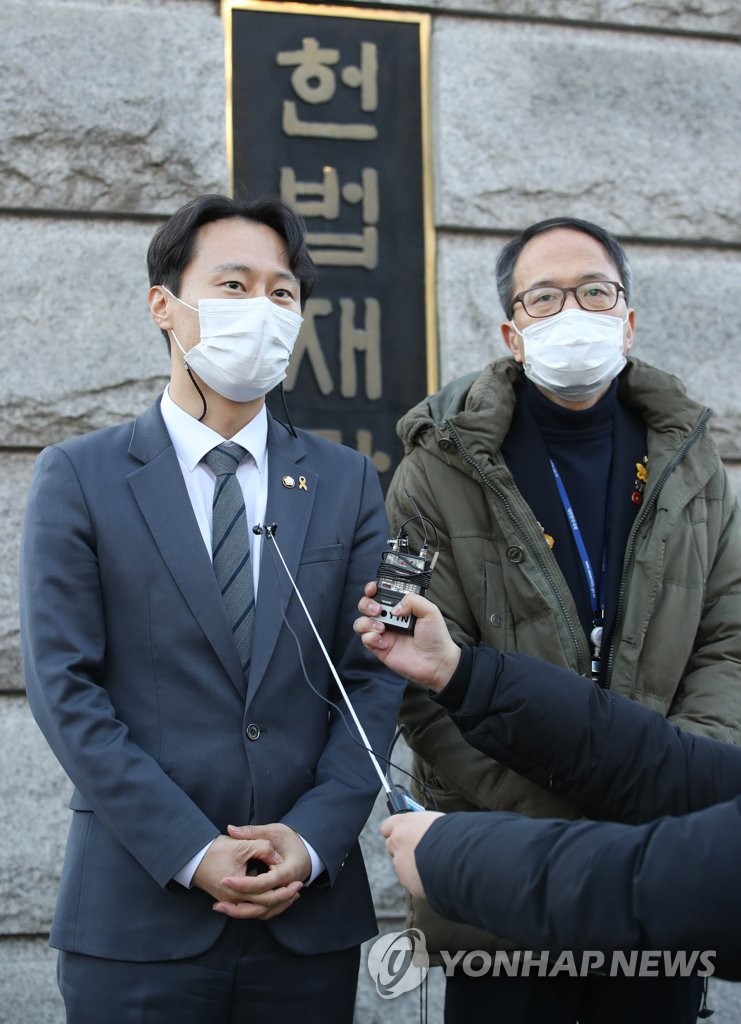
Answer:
[
  {"left": 159, "top": 388, "right": 323, "bottom": 888},
  {"left": 160, "top": 386, "right": 268, "bottom": 595}
]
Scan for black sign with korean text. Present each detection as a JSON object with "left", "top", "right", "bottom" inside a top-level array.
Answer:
[{"left": 223, "top": 1, "right": 436, "bottom": 491}]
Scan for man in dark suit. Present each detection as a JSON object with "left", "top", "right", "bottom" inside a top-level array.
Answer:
[{"left": 20, "top": 193, "right": 404, "bottom": 1023}]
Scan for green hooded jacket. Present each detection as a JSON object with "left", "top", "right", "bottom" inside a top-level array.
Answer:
[{"left": 387, "top": 356, "right": 741, "bottom": 957}]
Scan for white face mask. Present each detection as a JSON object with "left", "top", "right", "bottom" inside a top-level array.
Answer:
[
  {"left": 513, "top": 308, "right": 628, "bottom": 402},
  {"left": 164, "top": 288, "right": 303, "bottom": 403}
]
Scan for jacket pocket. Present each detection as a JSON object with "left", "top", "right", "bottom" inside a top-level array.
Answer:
[{"left": 299, "top": 542, "right": 345, "bottom": 565}]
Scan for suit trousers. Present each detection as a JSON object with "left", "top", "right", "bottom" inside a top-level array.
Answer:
[{"left": 58, "top": 918, "right": 360, "bottom": 1024}]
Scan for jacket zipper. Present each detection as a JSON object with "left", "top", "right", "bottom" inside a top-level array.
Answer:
[
  {"left": 605, "top": 408, "right": 712, "bottom": 683},
  {"left": 443, "top": 419, "right": 587, "bottom": 675}
]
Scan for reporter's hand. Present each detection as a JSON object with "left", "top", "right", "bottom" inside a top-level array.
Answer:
[
  {"left": 354, "top": 582, "right": 461, "bottom": 692},
  {"left": 381, "top": 811, "right": 444, "bottom": 899},
  {"left": 211, "top": 823, "right": 311, "bottom": 920}
]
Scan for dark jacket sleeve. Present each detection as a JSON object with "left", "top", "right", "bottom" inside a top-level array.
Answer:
[
  {"left": 415, "top": 804, "right": 741, "bottom": 980},
  {"left": 434, "top": 644, "right": 741, "bottom": 823}
]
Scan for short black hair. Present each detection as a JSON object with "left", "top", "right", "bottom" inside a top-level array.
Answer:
[
  {"left": 495, "top": 217, "right": 632, "bottom": 319},
  {"left": 147, "top": 192, "right": 318, "bottom": 346}
]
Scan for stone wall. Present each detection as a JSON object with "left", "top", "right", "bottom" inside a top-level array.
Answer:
[{"left": 1, "top": 0, "right": 739, "bottom": 1020}]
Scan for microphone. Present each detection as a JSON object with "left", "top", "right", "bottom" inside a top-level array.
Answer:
[
  {"left": 257, "top": 522, "right": 421, "bottom": 814},
  {"left": 373, "top": 490, "right": 439, "bottom": 634}
]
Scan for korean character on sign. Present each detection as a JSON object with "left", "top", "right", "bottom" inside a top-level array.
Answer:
[
  {"left": 277, "top": 37, "right": 379, "bottom": 140},
  {"left": 285, "top": 296, "right": 382, "bottom": 401},
  {"left": 280, "top": 167, "right": 379, "bottom": 268}
]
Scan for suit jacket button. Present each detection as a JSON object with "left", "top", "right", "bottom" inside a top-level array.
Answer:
[{"left": 245, "top": 723, "right": 260, "bottom": 741}]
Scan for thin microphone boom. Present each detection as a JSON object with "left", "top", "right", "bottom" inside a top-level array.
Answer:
[{"left": 254, "top": 523, "right": 392, "bottom": 797}]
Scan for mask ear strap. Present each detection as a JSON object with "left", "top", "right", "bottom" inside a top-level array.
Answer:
[
  {"left": 161, "top": 285, "right": 198, "bottom": 313},
  {"left": 170, "top": 329, "right": 189, "bottom": 359},
  {"left": 169, "top": 323, "right": 207, "bottom": 423}
]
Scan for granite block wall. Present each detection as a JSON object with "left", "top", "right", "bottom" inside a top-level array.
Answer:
[{"left": 2, "top": 0, "right": 738, "bottom": 1019}]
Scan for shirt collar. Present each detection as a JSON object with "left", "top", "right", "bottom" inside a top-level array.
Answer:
[{"left": 160, "top": 387, "right": 268, "bottom": 474}]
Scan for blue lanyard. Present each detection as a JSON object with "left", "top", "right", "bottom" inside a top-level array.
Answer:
[{"left": 549, "top": 458, "right": 607, "bottom": 625}]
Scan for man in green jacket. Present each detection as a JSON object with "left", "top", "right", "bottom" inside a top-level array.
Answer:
[{"left": 386, "top": 216, "right": 741, "bottom": 1024}]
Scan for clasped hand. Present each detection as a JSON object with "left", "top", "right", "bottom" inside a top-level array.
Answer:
[{"left": 193, "top": 823, "right": 311, "bottom": 921}]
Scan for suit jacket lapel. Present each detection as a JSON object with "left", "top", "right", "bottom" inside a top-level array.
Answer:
[
  {"left": 248, "top": 417, "right": 315, "bottom": 703},
  {"left": 126, "top": 401, "right": 248, "bottom": 699}
]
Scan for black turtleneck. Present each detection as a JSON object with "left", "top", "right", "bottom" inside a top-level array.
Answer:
[
  {"left": 501, "top": 379, "right": 646, "bottom": 679},
  {"left": 526, "top": 380, "right": 615, "bottom": 579}
]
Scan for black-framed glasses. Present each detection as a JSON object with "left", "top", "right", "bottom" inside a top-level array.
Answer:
[{"left": 512, "top": 281, "right": 626, "bottom": 318}]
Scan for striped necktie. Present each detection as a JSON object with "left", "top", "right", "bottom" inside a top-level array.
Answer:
[{"left": 202, "top": 443, "right": 255, "bottom": 677}]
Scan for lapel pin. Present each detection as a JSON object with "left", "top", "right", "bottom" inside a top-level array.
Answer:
[
  {"left": 631, "top": 456, "right": 648, "bottom": 506},
  {"left": 537, "top": 521, "right": 555, "bottom": 550},
  {"left": 282, "top": 475, "right": 295, "bottom": 489},
  {"left": 299, "top": 476, "right": 308, "bottom": 491}
]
